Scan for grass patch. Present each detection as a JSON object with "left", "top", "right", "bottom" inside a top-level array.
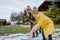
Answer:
[
  {"left": 0, "top": 24, "right": 60, "bottom": 36},
  {"left": 55, "top": 24, "right": 60, "bottom": 28},
  {"left": 0, "top": 25, "right": 30, "bottom": 36}
]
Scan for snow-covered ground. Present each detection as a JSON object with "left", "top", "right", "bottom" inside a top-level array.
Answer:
[
  {"left": 0, "top": 33, "right": 43, "bottom": 40},
  {"left": 0, "top": 28, "right": 60, "bottom": 40}
]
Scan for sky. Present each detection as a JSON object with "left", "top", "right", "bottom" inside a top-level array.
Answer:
[{"left": 0, "top": 0, "right": 45, "bottom": 22}]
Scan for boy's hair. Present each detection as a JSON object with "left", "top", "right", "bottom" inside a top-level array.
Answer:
[
  {"left": 32, "top": 7, "right": 38, "bottom": 14},
  {"left": 27, "top": 5, "right": 32, "bottom": 11}
]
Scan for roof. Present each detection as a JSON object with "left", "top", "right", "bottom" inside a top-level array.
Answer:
[
  {"left": 0, "top": 19, "right": 6, "bottom": 22},
  {"left": 45, "top": 0, "right": 60, "bottom": 2},
  {"left": 38, "top": 0, "right": 60, "bottom": 11}
]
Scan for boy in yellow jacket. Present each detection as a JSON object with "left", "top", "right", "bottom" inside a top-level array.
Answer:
[{"left": 29, "top": 7, "right": 55, "bottom": 40}]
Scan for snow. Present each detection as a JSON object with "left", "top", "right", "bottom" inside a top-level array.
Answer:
[{"left": 0, "top": 28, "right": 60, "bottom": 40}]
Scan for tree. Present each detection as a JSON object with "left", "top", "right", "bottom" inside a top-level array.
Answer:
[
  {"left": 22, "top": 13, "right": 29, "bottom": 22},
  {"left": 10, "top": 12, "right": 17, "bottom": 21},
  {"left": 16, "top": 12, "right": 23, "bottom": 24},
  {"left": 45, "top": 2, "right": 60, "bottom": 23},
  {"left": 21, "top": 9, "right": 29, "bottom": 22},
  {"left": 24, "top": 9, "right": 27, "bottom": 15}
]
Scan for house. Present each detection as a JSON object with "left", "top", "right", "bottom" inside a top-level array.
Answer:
[
  {"left": 38, "top": 0, "right": 60, "bottom": 24},
  {"left": 0, "top": 19, "right": 11, "bottom": 25},
  {"left": 0, "top": 19, "right": 7, "bottom": 25},
  {"left": 38, "top": 0, "right": 60, "bottom": 11}
]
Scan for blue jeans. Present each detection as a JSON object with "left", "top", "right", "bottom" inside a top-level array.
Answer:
[
  {"left": 39, "top": 28, "right": 52, "bottom": 40},
  {"left": 48, "top": 35, "right": 52, "bottom": 40}
]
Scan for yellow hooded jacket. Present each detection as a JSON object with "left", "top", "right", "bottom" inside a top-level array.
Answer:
[{"left": 35, "top": 12, "right": 55, "bottom": 37}]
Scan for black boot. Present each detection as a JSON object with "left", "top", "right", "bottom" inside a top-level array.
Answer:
[
  {"left": 41, "top": 29, "right": 46, "bottom": 40},
  {"left": 48, "top": 35, "right": 52, "bottom": 40},
  {"left": 36, "top": 31, "right": 38, "bottom": 37},
  {"left": 32, "top": 32, "right": 35, "bottom": 38}
]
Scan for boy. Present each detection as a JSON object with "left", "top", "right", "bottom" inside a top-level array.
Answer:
[
  {"left": 27, "top": 5, "right": 38, "bottom": 37},
  {"left": 29, "top": 8, "right": 55, "bottom": 40}
]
